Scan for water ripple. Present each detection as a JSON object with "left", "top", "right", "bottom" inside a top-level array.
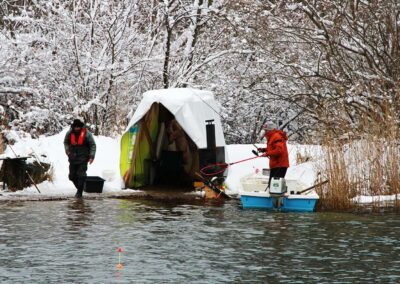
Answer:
[{"left": 0, "top": 199, "right": 399, "bottom": 283}]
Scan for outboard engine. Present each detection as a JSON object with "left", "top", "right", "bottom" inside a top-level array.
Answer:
[
  {"left": 269, "top": 178, "right": 287, "bottom": 195},
  {"left": 269, "top": 177, "right": 287, "bottom": 210}
]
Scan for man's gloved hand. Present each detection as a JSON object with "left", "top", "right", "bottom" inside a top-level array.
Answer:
[
  {"left": 257, "top": 148, "right": 266, "bottom": 153},
  {"left": 252, "top": 150, "right": 259, "bottom": 156}
]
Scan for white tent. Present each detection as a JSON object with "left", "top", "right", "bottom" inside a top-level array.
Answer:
[
  {"left": 126, "top": 88, "right": 225, "bottom": 149},
  {"left": 120, "top": 88, "right": 226, "bottom": 188}
]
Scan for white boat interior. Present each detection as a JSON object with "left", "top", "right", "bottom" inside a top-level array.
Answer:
[{"left": 240, "top": 173, "right": 319, "bottom": 198}]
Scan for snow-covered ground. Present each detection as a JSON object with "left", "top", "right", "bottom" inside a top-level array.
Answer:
[
  {"left": 0, "top": 129, "right": 318, "bottom": 198},
  {"left": 0, "top": 129, "right": 124, "bottom": 197},
  {"left": 1, "top": 129, "right": 398, "bottom": 205}
]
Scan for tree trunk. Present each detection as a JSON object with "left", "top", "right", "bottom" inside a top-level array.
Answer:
[{"left": 163, "top": 25, "right": 172, "bottom": 89}]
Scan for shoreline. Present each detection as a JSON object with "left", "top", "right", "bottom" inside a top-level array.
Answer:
[
  {"left": 0, "top": 190, "right": 398, "bottom": 214},
  {"left": 0, "top": 189, "right": 208, "bottom": 203}
]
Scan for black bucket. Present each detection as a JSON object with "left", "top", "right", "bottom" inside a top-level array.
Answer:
[{"left": 84, "top": 176, "right": 105, "bottom": 193}]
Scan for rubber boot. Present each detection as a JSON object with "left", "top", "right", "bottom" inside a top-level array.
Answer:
[
  {"left": 75, "top": 177, "right": 85, "bottom": 198},
  {"left": 75, "top": 189, "right": 83, "bottom": 198}
]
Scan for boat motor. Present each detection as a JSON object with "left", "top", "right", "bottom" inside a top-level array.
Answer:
[{"left": 269, "top": 178, "right": 287, "bottom": 195}]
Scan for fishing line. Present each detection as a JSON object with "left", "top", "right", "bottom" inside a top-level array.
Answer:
[
  {"left": 193, "top": 92, "right": 223, "bottom": 119},
  {"left": 200, "top": 154, "right": 267, "bottom": 176}
]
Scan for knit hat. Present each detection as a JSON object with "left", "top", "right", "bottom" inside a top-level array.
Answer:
[
  {"left": 262, "top": 122, "right": 278, "bottom": 131},
  {"left": 71, "top": 119, "right": 84, "bottom": 128}
]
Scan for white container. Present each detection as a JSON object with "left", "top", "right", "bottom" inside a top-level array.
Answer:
[
  {"left": 102, "top": 170, "right": 116, "bottom": 182},
  {"left": 241, "top": 174, "right": 269, "bottom": 192},
  {"left": 269, "top": 178, "right": 287, "bottom": 195},
  {"left": 262, "top": 168, "right": 270, "bottom": 176}
]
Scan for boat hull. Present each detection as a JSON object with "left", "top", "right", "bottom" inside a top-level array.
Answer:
[{"left": 241, "top": 194, "right": 318, "bottom": 212}]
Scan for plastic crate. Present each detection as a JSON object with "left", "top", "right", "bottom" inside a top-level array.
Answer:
[
  {"left": 240, "top": 174, "right": 269, "bottom": 192},
  {"left": 84, "top": 176, "right": 105, "bottom": 193}
]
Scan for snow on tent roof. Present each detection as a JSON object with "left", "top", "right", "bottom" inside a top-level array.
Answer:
[{"left": 126, "top": 88, "right": 225, "bottom": 149}]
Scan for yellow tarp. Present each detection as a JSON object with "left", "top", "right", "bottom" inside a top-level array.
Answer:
[
  {"left": 119, "top": 123, "right": 138, "bottom": 178},
  {"left": 121, "top": 104, "right": 159, "bottom": 188}
]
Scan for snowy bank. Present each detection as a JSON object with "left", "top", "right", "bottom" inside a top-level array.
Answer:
[
  {"left": 6, "top": 129, "right": 399, "bottom": 204},
  {"left": 0, "top": 129, "right": 125, "bottom": 197},
  {"left": 1, "top": 130, "right": 399, "bottom": 208},
  {"left": 352, "top": 194, "right": 400, "bottom": 205},
  {"left": 0, "top": 129, "right": 399, "bottom": 204},
  {"left": 0, "top": 129, "right": 323, "bottom": 199}
]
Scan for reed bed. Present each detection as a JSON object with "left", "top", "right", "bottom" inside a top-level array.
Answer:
[{"left": 316, "top": 111, "right": 400, "bottom": 211}]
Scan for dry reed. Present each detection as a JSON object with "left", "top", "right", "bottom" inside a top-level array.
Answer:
[{"left": 316, "top": 106, "right": 400, "bottom": 211}]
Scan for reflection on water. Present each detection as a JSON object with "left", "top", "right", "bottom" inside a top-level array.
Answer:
[
  {"left": 0, "top": 199, "right": 399, "bottom": 283},
  {"left": 65, "top": 199, "right": 94, "bottom": 234}
]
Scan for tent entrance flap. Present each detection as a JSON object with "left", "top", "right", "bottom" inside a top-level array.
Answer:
[{"left": 121, "top": 103, "right": 159, "bottom": 188}]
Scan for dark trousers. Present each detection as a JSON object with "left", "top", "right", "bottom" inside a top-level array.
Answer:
[
  {"left": 268, "top": 167, "right": 288, "bottom": 189},
  {"left": 69, "top": 163, "right": 87, "bottom": 195}
]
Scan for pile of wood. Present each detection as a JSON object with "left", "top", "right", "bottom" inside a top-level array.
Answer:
[{"left": 0, "top": 158, "right": 51, "bottom": 191}]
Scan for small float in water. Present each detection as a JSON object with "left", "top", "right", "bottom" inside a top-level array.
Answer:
[{"left": 239, "top": 172, "right": 320, "bottom": 212}]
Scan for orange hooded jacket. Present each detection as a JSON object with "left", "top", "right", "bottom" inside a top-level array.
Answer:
[{"left": 265, "top": 129, "right": 289, "bottom": 169}]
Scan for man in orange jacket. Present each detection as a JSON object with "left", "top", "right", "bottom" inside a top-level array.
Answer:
[{"left": 258, "top": 122, "right": 289, "bottom": 189}]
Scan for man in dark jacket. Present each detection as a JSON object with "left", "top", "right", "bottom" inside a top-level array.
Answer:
[{"left": 64, "top": 119, "right": 96, "bottom": 198}]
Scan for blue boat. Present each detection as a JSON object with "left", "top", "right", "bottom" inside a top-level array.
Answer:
[
  {"left": 240, "top": 191, "right": 319, "bottom": 212},
  {"left": 239, "top": 174, "right": 319, "bottom": 212}
]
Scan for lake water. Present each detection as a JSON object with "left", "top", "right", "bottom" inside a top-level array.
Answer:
[{"left": 0, "top": 198, "right": 399, "bottom": 283}]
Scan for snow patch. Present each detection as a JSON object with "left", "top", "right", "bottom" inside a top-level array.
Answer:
[{"left": 0, "top": 128, "right": 123, "bottom": 197}]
